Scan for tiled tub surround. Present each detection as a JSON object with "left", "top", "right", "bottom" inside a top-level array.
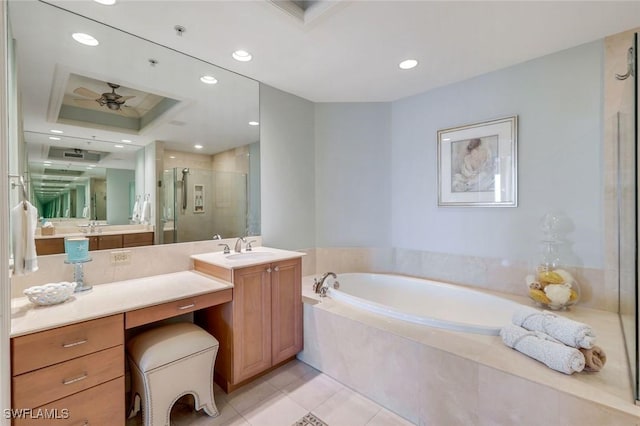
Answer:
[
  {"left": 299, "top": 278, "right": 640, "bottom": 425},
  {"left": 307, "top": 246, "right": 613, "bottom": 312}
]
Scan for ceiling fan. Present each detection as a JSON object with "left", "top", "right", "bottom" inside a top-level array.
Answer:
[{"left": 73, "top": 82, "right": 137, "bottom": 116}]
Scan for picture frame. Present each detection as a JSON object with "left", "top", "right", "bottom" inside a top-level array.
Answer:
[
  {"left": 193, "top": 184, "right": 205, "bottom": 213},
  {"left": 437, "top": 115, "right": 518, "bottom": 207}
]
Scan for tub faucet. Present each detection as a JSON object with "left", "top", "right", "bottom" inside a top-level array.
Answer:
[
  {"left": 234, "top": 237, "right": 246, "bottom": 253},
  {"left": 313, "top": 272, "right": 337, "bottom": 297}
]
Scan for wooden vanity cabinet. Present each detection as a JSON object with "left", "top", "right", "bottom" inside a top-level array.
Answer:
[
  {"left": 10, "top": 314, "right": 125, "bottom": 425},
  {"left": 35, "top": 232, "right": 154, "bottom": 255},
  {"left": 195, "top": 257, "right": 302, "bottom": 392}
]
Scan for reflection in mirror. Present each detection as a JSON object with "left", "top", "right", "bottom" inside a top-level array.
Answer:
[{"left": 9, "top": 0, "right": 260, "bottom": 251}]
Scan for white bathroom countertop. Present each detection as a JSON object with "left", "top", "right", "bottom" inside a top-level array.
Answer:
[
  {"left": 191, "top": 246, "right": 305, "bottom": 270},
  {"left": 10, "top": 270, "right": 232, "bottom": 337}
]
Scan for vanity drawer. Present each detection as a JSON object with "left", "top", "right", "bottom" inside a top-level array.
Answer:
[
  {"left": 12, "top": 345, "right": 124, "bottom": 409},
  {"left": 13, "top": 376, "right": 124, "bottom": 426},
  {"left": 125, "top": 289, "right": 232, "bottom": 329},
  {"left": 123, "top": 231, "right": 154, "bottom": 247},
  {"left": 11, "top": 314, "right": 124, "bottom": 375}
]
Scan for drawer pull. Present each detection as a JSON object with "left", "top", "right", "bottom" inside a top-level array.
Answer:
[
  {"left": 178, "top": 303, "right": 196, "bottom": 310},
  {"left": 63, "top": 372, "right": 88, "bottom": 385},
  {"left": 62, "top": 339, "right": 88, "bottom": 348},
  {"left": 274, "top": 266, "right": 280, "bottom": 272},
  {"left": 266, "top": 267, "right": 272, "bottom": 273}
]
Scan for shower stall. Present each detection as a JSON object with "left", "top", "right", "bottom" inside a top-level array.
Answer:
[{"left": 160, "top": 168, "right": 251, "bottom": 244}]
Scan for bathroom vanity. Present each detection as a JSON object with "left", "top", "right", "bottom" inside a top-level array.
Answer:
[
  {"left": 9, "top": 271, "right": 233, "bottom": 425},
  {"left": 192, "top": 247, "right": 304, "bottom": 392},
  {"left": 35, "top": 230, "right": 154, "bottom": 255}
]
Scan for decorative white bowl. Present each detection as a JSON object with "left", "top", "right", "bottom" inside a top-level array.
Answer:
[{"left": 24, "top": 282, "right": 77, "bottom": 306}]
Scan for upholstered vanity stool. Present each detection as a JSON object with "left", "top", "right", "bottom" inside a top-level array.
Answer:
[{"left": 126, "top": 322, "right": 219, "bottom": 426}]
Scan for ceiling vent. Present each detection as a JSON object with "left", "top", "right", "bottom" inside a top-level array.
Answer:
[
  {"left": 48, "top": 147, "right": 106, "bottom": 163},
  {"left": 43, "top": 168, "right": 85, "bottom": 177}
]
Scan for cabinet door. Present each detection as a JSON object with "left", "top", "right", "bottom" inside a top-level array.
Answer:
[
  {"left": 232, "top": 264, "right": 272, "bottom": 383},
  {"left": 271, "top": 258, "right": 303, "bottom": 365},
  {"left": 35, "top": 238, "right": 64, "bottom": 255},
  {"left": 97, "top": 234, "right": 123, "bottom": 250}
]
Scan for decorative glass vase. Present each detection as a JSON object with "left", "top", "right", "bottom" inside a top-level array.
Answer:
[{"left": 526, "top": 213, "right": 580, "bottom": 310}]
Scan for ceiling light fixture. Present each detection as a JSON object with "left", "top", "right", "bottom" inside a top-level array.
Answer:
[
  {"left": 232, "top": 50, "right": 252, "bottom": 62},
  {"left": 169, "top": 156, "right": 176, "bottom": 159},
  {"left": 248, "top": 121, "right": 259, "bottom": 126},
  {"left": 194, "top": 144, "right": 203, "bottom": 150},
  {"left": 50, "top": 129, "right": 63, "bottom": 134},
  {"left": 114, "top": 144, "right": 124, "bottom": 148},
  {"left": 94, "top": 0, "right": 116, "bottom": 5},
  {"left": 399, "top": 59, "right": 418, "bottom": 70},
  {"left": 72, "top": 33, "right": 99, "bottom": 47},
  {"left": 200, "top": 75, "right": 218, "bottom": 85},
  {"left": 49, "top": 136, "right": 61, "bottom": 141},
  {"left": 121, "top": 139, "right": 132, "bottom": 143}
]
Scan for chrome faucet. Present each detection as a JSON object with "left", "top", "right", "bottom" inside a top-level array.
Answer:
[
  {"left": 234, "top": 237, "right": 246, "bottom": 253},
  {"left": 313, "top": 272, "right": 337, "bottom": 297}
]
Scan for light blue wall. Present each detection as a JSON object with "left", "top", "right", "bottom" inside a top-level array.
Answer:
[
  {"left": 315, "top": 103, "right": 391, "bottom": 247},
  {"left": 106, "top": 168, "right": 135, "bottom": 225},
  {"left": 391, "top": 40, "right": 604, "bottom": 267},
  {"left": 260, "top": 40, "right": 605, "bottom": 269},
  {"left": 260, "top": 84, "right": 316, "bottom": 250}
]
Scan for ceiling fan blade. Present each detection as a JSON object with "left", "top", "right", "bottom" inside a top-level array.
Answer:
[
  {"left": 73, "top": 98, "right": 99, "bottom": 107},
  {"left": 119, "top": 95, "right": 135, "bottom": 102},
  {"left": 73, "top": 87, "right": 101, "bottom": 99}
]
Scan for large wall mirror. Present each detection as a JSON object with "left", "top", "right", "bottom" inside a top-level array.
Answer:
[{"left": 8, "top": 0, "right": 260, "bottom": 250}]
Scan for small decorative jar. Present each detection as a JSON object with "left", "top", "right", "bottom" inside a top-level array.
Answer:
[{"left": 527, "top": 213, "right": 580, "bottom": 310}]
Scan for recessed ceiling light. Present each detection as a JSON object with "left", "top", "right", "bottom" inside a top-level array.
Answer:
[
  {"left": 232, "top": 50, "right": 252, "bottom": 62},
  {"left": 72, "top": 33, "right": 99, "bottom": 46},
  {"left": 169, "top": 156, "right": 176, "bottom": 159},
  {"left": 114, "top": 144, "right": 124, "bottom": 148},
  {"left": 50, "top": 129, "right": 63, "bottom": 134},
  {"left": 86, "top": 167, "right": 93, "bottom": 170},
  {"left": 121, "top": 139, "right": 132, "bottom": 143},
  {"left": 399, "top": 59, "right": 418, "bottom": 70},
  {"left": 94, "top": 0, "right": 116, "bottom": 4},
  {"left": 200, "top": 75, "right": 218, "bottom": 85},
  {"left": 194, "top": 144, "right": 203, "bottom": 150},
  {"left": 248, "top": 121, "right": 259, "bottom": 126},
  {"left": 49, "top": 136, "right": 61, "bottom": 141}
]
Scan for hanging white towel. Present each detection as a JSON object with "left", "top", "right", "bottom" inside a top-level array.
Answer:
[
  {"left": 500, "top": 324, "right": 585, "bottom": 374},
  {"left": 132, "top": 199, "right": 140, "bottom": 223},
  {"left": 11, "top": 201, "right": 39, "bottom": 275},
  {"left": 512, "top": 306, "right": 596, "bottom": 349},
  {"left": 82, "top": 206, "right": 89, "bottom": 218},
  {"left": 141, "top": 199, "right": 151, "bottom": 224}
]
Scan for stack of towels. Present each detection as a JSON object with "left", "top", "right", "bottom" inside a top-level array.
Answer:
[{"left": 500, "top": 306, "right": 606, "bottom": 375}]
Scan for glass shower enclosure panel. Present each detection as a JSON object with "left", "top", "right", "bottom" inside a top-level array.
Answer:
[
  {"left": 172, "top": 168, "right": 247, "bottom": 243},
  {"left": 618, "top": 33, "right": 638, "bottom": 402}
]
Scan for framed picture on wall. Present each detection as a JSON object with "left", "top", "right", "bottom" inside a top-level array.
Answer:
[
  {"left": 194, "top": 184, "right": 205, "bottom": 213},
  {"left": 437, "top": 115, "right": 518, "bottom": 207}
]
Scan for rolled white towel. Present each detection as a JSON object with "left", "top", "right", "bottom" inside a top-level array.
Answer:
[
  {"left": 512, "top": 306, "right": 596, "bottom": 349},
  {"left": 500, "top": 324, "right": 585, "bottom": 375}
]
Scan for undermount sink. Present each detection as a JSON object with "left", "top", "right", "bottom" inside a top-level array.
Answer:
[{"left": 225, "top": 252, "right": 275, "bottom": 261}]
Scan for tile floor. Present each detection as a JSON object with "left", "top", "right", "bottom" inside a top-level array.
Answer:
[{"left": 127, "top": 359, "right": 414, "bottom": 426}]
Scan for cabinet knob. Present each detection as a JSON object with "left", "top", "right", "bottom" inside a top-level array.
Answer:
[
  {"left": 266, "top": 267, "right": 272, "bottom": 273},
  {"left": 274, "top": 266, "right": 280, "bottom": 272}
]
